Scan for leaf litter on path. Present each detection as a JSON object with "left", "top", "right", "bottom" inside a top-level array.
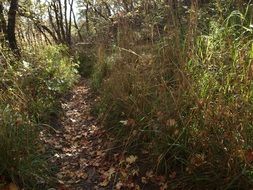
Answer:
[{"left": 41, "top": 79, "right": 168, "bottom": 190}]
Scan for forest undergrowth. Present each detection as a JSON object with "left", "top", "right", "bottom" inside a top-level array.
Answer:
[
  {"left": 0, "top": 45, "right": 78, "bottom": 189},
  {"left": 2, "top": 0, "right": 253, "bottom": 190},
  {"left": 89, "top": 1, "right": 253, "bottom": 189}
]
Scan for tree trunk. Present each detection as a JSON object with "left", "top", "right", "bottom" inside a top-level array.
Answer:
[
  {"left": 85, "top": 2, "right": 90, "bottom": 33},
  {"left": 0, "top": 3, "right": 7, "bottom": 35},
  {"left": 67, "top": 0, "right": 74, "bottom": 45},
  {"left": 0, "top": 2, "right": 7, "bottom": 45},
  {"left": 7, "top": 0, "right": 20, "bottom": 56}
]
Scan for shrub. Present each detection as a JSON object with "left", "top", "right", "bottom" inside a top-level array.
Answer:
[
  {"left": 21, "top": 45, "right": 79, "bottom": 121},
  {"left": 74, "top": 43, "right": 96, "bottom": 77}
]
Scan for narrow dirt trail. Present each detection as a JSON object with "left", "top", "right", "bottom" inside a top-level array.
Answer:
[
  {"left": 42, "top": 79, "right": 167, "bottom": 190},
  {"left": 43, "top": 79, "right": 112, "bottom": 190}
]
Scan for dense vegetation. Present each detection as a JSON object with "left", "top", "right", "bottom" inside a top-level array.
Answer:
[
  {"left": 0, "top": 45, "right": 78, "bottom": 189},
  {"left": 1, "top": 0, "right": 253, "bottom": 189}
]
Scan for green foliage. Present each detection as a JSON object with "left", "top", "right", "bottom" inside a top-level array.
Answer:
[
  {"left": 77, "top": 53, "right": 96, "bottom": 77},
  {"left": 0, "top": 45, "right": 78, "bottom": 188},
  {"left": 91, "top": 54, "right": 113, "bottom": 90},
  {"left": 180, "top": 11, "right": 253, "bottom": 189},
  {"left": 21, "top": 45, "right": 78, "bottom": 121}
]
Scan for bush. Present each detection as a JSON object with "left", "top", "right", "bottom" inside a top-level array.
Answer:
[
  {"left": 22, "top": 45, "right": 78, "bottom": 121},
  {"left": 74, "top": 43, "right": 96, "bottom": 77}
]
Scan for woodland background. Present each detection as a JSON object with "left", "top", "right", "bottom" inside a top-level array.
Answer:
[{"left": 1, "top": 0, "right": 253, "bottom": 189}]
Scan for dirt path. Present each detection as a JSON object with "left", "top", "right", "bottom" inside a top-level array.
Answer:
[
  {"left": 42, "top": 79, "right": 167, "bottom": 190},
  {"left": 43, "top": 79, "right": 112, "bottom": 190}
]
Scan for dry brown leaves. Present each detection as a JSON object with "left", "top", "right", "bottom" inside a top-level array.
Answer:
[{"left": 41, "top": 79, "right": 168, "bottom": 190}]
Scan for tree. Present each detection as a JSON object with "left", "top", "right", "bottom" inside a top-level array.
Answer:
[
  {"left": 47, "top": 0, "right": 74, "bottom": 46},
  {"left": 7, "top": 0, "right": 20, "bottom": 56},
  {"left": 0, "top": 0, "right": 20, "bottom": 56},
  {"left": 0, "top": 2, "right": 7, "bottom": 40}
]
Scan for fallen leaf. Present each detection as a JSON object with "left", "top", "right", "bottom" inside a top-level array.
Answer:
[
  {"left": 132, "top": 168, "right": 139, "bottom": 176},
  {"left": 141, "top": 177, "right": 148, "bottom": 184},
  {"left": 99, "top": 179, "right": 109, "bottom": 187},
  {"left": 126, "top": 155, "right": 138, "bottom": 164},
  {"left": 146, "top": 171, "right": 154, "bottom": 178},
  {"left": 169, "top": 171, "right": 176, "bottom": 179},
  {"left": 160, "top": 182, "right": 168, "bottom": 190},
  {"left": 104, "top": 167, "right": 116, "bottom": 178},
  {"left": 246, "top": 149, "right": 253, "bottom": 163},
  {"left": 190, "top": 153, "right": 205, "bottom": 167},
  {"left": 127, "top": 119, "right": 136, "bottom": 127},
  {"left": 166, "top": 119, "right": 176, "bottom": 127},
  {"left": 116, "top": 181, "right": 123, "bottom": 189},
  {"left": 119, "top": 120, "right": 128, "bottom": 125},
  {"left": 2, "top": 183, "right": 19, "bottom": 190}
]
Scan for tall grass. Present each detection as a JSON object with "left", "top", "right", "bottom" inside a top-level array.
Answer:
[{"left": 93, "top": 1, "right": 253, "bottom": 189}]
